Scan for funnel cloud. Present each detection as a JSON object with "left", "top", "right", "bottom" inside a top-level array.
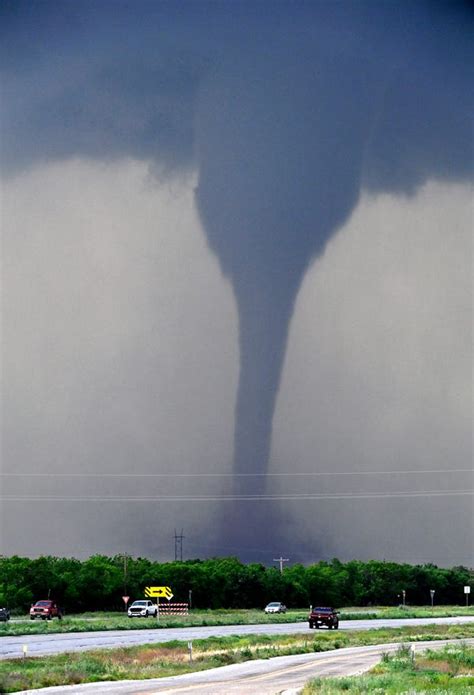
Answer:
[{"left": 1, "top": 1, "right": 472, "bottom": 563}]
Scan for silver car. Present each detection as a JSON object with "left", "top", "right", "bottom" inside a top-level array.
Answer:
[{"left": 264, "top": 601, "right": 286, "bottom": 613}]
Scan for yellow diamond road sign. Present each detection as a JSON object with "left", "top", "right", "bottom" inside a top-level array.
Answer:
[{"left": 145, "top": 586, "right": 173, "bottom": 600}]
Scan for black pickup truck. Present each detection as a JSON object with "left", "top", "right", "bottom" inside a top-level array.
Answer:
[{"left": 308, "top": 606, "right": 339, "bottom": 629}]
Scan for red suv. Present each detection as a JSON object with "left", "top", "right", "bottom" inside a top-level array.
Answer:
[
  {"left": 308, "top": 606, "right": 339, "bottom": 629},
  {"left": 30, "top": 600, "right": 62, "bottom": 620}
]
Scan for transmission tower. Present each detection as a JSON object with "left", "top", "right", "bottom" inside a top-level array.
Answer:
[{"left": 174, "top": 528, "right": 184, "bottom": 561}]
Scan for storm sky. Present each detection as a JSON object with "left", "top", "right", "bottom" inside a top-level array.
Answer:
[{"left": 1, "top": 1, "right": 472, "bottom": 565}]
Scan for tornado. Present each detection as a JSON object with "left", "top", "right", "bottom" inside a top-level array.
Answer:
[{"left": 195, "top": 53, "right": 375, "bottom": 547}]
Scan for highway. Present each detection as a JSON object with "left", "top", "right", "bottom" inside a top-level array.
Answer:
[
  {"left": 2, "top": 616, "right": 473, "bottom": 660},
  {"left": 13, "top": 638, "right": 474, "bottom": 694}
]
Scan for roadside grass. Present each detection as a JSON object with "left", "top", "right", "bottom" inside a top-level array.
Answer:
[
  {"left": 2, "top": 605, "right": 473, "bottom": 637},
  {"left": 0, "top": 623, "right": 473, "bottom": 692},
  {"left": 303, "top": 642, "right": 474, "bottom": 693},
  {"left": 369, "top": 605, "right": 474, "bottom": 620}
]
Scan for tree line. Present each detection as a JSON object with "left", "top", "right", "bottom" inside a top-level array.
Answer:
[{"left": 0, "top": 555, "right": 471, "bottom": 613}]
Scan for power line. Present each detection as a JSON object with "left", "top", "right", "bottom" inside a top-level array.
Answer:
[
  {"left": 1, "top": 468, "right": 471, "bottom": 478},
  {"left": 1, "top": 490, "right": 472, "bottom": 502}
]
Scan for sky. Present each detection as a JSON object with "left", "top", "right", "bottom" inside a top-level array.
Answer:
[{"left": 1, "top": 0, "right": 472, "bottom": 566}]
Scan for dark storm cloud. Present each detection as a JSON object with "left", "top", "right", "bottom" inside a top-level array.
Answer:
[
  {"left": 1, "top": 1, "right": 207, "bottom": 175},
  {"left": 3, "top": 1, "right": 471, "bottom": 183},
  {"left": 1, "top": 1, "right": 472, "bottom": 558}
]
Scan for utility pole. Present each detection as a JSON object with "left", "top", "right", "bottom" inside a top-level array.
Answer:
[
  {"left": 122, "top": 554, "right": 129, "bottom": 596},
  {"left": 273, "top": 556, "right": 289, "bottom": 573},
  {"left": 174, "top": 529, "right": 185, "bottom": 562}
]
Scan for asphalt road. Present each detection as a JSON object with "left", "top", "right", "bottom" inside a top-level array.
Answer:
[
  {"left": 2, "top": 616, "right": 474, "bottom": 660},
  {"left": 13, "top": 638, "right": 474, "bottom": 694}
]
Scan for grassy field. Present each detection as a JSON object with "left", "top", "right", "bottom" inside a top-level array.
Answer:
[
  {"left": 1, "top": 624, "right": 473, "bottom": 692},
  {"left": 2, "top": 605, "right": 473, "bottom": 637},
  {"left": 303, "top": 642, "right": 474, "bottom": 693}
]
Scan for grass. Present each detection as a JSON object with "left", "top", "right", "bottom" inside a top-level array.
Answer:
[
  {"left": 0, "top": 623, "right": 473, "bottom": 692},
  {"left": 2, "top": 605, "right": 472, "bottom": 637},
  {"left": 303, "top": 642, "right": 474, "bottom": 693}
]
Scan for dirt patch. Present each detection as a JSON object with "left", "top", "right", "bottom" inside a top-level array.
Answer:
[{"left": 115, "top": 647, "right": 188, "bottom": 666}]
